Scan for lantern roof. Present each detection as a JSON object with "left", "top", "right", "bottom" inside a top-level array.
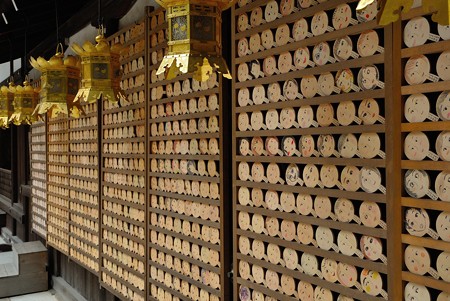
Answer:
[
  {"left": 30, "top": 51, "right": 80, "bottom": 72},
  {"left": 71, "top": 33, "right": 124, "bottom": 57}
]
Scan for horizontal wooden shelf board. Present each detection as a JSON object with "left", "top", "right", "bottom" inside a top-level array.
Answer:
[
  {"left": 402, "top": 80, "right": 450, "bottom": 95},
  {"left": 151, "top": 207, "right": 220, "bottom": 229},
  {"left": 100, "top": 239, "right": 145, "bottom": 262},
  {"left": 148, "top": 224, "right": 221, "bottom": 251},
  {"left": 235, "top": 54, "right": 385, "bottom": 90},
  {"left": 148, "top": 189, "right": 220, "bottom": 207},
  {"left": 148, "top": 110, "right": 219, "bottom": 124},
  {"left": 148, "top": 259, "right": 221, "bottom": 297},
  {"left": 235, "top": 180, "right": 387, "bottom": 203},
  {"left": 148, "top": 172, "right": 220, "bottom": 183},
  {"left": 402, "top": 271, "right": 450, "bottom": 294},
  {"left": 235, "top": 124, "right": 386, "bottom": 137},
  {"left": 235, "top": 0, "right": 360, "bottom": 38},
  {"left": 237, "top": 205, "right": 387, "bottom": 238},
  {"left": 237, "top": 155, "right": 386, "bottom": 168},
  {"left": 401, "top": 120, "right": 450, "bottom": 132},
  {"left": 148, "top": 87, "right": 220, "bottom": 107},
  {"left": 402, "top": 197, "right": 450, "bottom": 212},
  {"left": 148, "top": 241, "right": 221, "bottom": 274},
  {"left": 401, "top": 160, "right": 450, "bottom": 171},
  {"left": 237, "top": 229, "right": 387, "bottom": 273},
  {"left": 236, "top": 21, "right": 380, "bottom": 65},
  {"left": 148, "top": 132, "right": 220, "bottom": 141},
  {"left": 147, "top": 278, "right": 195, "bottom": 301},
  {"left": 401, "top": 39, "right": 450, "bottom": 58},
  {"left": 235, "top": 90, "right": 385, "bottom": 113},
  {"left": 148, "top": 154, "right": 220, "bottom": 161},
  {"left": 402, "top": 234, "right": 450, "bottom": 253}
]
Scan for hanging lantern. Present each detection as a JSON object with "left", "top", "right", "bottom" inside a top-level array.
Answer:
[
  {"left": 9, "top": 78, "right": 39, "bottom": 125},
  {"left": 156, "top": 0, "right": 234, "bottom": 82},
  {"left": 30, "top": 45, "right": 84, "bottom": 118},
  {"left": 0, "top": 83, "right": 15, "bottom": 129},
  {"left": 71, "top": 26, "right": 125, "bottom": 104}
]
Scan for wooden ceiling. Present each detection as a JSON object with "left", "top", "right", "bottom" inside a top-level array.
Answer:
[{"left": 0, "top": 0, "right": 136, "bottom": 72}]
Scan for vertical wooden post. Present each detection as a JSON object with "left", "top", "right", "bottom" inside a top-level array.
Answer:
[{"left": 385, "top": 21, "right": 403, "bottom": 301}]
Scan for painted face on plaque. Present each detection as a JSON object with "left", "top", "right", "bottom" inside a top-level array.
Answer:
[
  {"left": 404, "top": 55, "right": 431, "bottom": 85},
  {"left": 357, "top": 30, "right": 379, "bottom": 57},
  {"left": 404, "top": 17, "right": 430, "bottom": 48},
  {"left": 437, "top": 91, "right": 450, "bottom": 121},
  {"left": 404, "top": 283, "right": 431, "bottom": 301},
  {"left": 404, "top": 245, "right": 432, "bottom": 276}
]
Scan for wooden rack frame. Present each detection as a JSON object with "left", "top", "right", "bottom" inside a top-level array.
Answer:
[
  {"left": 46, "top": 116, "right": 70, "bottom": 255},
  {"left": 101, "top": 15, "right": 148, "bottom": 301},
  {"left": 68, "top": 102, "right": 101, "bottom": 275},
  {"left": 146, "top": 6, "right": 232, "bottom": 301},
  {"left": 26, "top": 2, "right": 450, "bottom": 301},
  {"left": 30, "top": 120, "right": 47, "bottom": 239}
]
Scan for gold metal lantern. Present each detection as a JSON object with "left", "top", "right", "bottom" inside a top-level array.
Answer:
[
  {"left": 30, "top": 46, "right": 84, "bottom": 118},
  {"left": 0, "top": 83, "right": 15, "bottom": 129},
  {"left": 156, "top": 0, "right": 234, "bottom": 82},
  {"left": 71, "top": 27, "right": 125, "bottom": 104},
  {"left": 9, "top": 78, "right": 39, "bottom": 125}
]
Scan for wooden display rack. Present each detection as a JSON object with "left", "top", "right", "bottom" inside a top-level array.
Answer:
[
  {"left": 24, "top": 2, "right": 450, "bottom": 301},
  {"left": 46, "top": 116, "right": 69, "bottom": 255},
  {"left": 146, "top": 7, "right": 231, "bottom": 301},
  {"left": 30, "top": 120, "right": 47, "bottom": 238},
  {"left": 68, "top": 102, "right": 100, "bottom": 275},
  {"left": 232, "top": 0, "right": 392, "bottom": 300},
  {"left": 395, "top": 6, "right": 450, "bottom": 300},
  {"left": 101, "top": 16, "right": 148, "bottom": 301}
]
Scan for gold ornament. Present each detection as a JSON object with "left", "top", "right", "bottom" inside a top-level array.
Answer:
[
  {"left": 30, "top": 44, "right": 84, "bottom": 118},
  {"left": 9, "top": 78, "right": 39, "bottom": 125},
  {"left": 357, "top": 0, "right": 450, "bottom": 26},
  {"left": 156, "top": 0, "right": 234, "bottom": 82},
  {"left": 378, "top": 0, "right": 413, "bottom": 25},
  {"left": 423, "top": 0, "right": 450, "bottom": 25},
  {"left": 71, "top": 26, "right": 125, "bottom": 104},
  {"left": 0, "top": 83, "right": 15, "bottom": 129}
]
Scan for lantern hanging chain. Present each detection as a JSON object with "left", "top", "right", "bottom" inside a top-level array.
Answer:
[
  {"left": 98, "top": 0, "right": 103, "bottom": 34},
  {"left": 54, "top": 0, "right": 59, "bottom": 45},
  {"left": 23, "top": 30, "right": 27, "bottom": 79}
]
